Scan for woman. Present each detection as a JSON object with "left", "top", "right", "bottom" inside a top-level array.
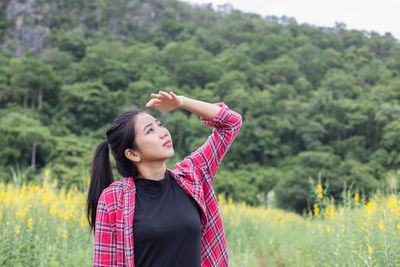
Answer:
[{"left": 87, "top": 91, "right": 242, "bottom": 267}]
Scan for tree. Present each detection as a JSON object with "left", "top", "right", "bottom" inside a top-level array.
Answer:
[
  {"left": 49, "top": 135, "right": 94, "bottom": 189},
  {"left": 175, "top": 59, "right": 222, "bottom": 88},
  {"left": 339, "top": 159, "right": 380, "bottom": 194},
  {"left": 0, "top": 111, "right": 52, "bottom": 176},
  {"left": 56, "top": 30, "right": 87, "bottom": 61},
  {"left": 381, "top": 119, "right": 400, "bottom": 168},
  {"left": 275, "top": 151, "right": 343, "bottom": 213},
  {"left": 215, "top": 70, "right": 248, "bottom": 97},
  {"left": 250, "top": 33, "right": 293, "bottom": 62},
  {"left": 75, "top": 42, "right": 131, "bottom": 91},
  {"left": 292, "top": 44, "right": 326, "bottom": 87},
  {"left": 56, "top": 81, "right": 122, "bottom": 134},
  {"left": 10, "top": 57, "right": 57, "bottom": 110},
  {"left": 124, "top": 80, "right": 155, "bottom": 108},
  {"left": 263, "top": 55, "right": 301, "bottom": 85},
  {"left": 214, "top": 167, "right": 260, "bottom": 205}
]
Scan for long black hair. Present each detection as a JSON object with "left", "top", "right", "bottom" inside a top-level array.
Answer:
[{"left": 86, "top": 108, "right": 145, "bottom": 234}]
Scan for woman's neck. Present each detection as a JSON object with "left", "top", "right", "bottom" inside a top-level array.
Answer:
[{"left": 136, "top": 162, "right": 167, "bottom": 181}]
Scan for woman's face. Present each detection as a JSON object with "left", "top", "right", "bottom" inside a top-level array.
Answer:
[{"left": 133, "top": 113, "right": 174, "bottom": 162}]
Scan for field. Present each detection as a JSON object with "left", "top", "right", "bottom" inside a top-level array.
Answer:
[{"left": 1, "top": 175, "right": 399, "bottom": 266}]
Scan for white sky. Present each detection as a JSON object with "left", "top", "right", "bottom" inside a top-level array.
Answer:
[{"left": 184, "top": 0, "right": 400, "bottom": 40}]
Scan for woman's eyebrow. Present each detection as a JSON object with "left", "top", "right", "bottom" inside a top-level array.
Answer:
[
  {"left": 143, "top": 123, "right": 153, "bottom": 132},
  {"left": 143, "top": 120, "right": 161, "bottom": 132}
]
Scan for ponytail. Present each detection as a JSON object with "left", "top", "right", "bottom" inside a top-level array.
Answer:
[
  {"left": 86, "top": 108, "right": 144, "bottom": 234},
  {"left": 86, "top": 139, "right": 114, "bottom": 234}
]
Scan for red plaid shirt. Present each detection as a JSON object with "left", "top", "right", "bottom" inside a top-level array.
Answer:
[{"left": 94, "top": 103, "right": 242, "bottom": 267}]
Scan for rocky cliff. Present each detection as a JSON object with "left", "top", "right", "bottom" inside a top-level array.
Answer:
[
  {"left": 2, "top": 0, "right": 50, "bottom": 57},
  {"left": 0, "top": 0, "right": 201, "bottom": 57}
]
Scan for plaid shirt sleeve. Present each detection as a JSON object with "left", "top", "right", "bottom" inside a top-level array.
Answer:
[
  {"left": 93, "top": 190, "right": 117, "bottom": 267},
  {"left": 175, "top": 102, "right": 242, "bottom": 184}
]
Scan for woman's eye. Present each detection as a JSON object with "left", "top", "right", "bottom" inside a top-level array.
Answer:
[{"left": 147, "top": 128, "right": 153, "bottom": 134}]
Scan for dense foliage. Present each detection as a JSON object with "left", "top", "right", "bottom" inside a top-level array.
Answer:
[{"left": 1, "top": 0, "right": 400, "bottom": 213}]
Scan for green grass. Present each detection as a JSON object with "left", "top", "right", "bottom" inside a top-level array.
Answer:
[{"left": 1, "top": 180, "right": 400, "bottom": 266}]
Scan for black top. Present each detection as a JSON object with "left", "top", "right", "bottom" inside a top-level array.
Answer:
[{"left": 133, "top": 170, "right": 202, "bottom": 267}]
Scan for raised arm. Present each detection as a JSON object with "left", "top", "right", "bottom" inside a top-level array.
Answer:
[
  {"left": 186, "top": 102, "right": 241, "bottom": 182},
  {"left": 181, "top": 96, "right": 223, "bottom": 120},
  {"left": 146, "top": 91, "right": 242, "bottom": 183},
  {"left": 146, "top": 91, "right": 222, "bottom": 120}
]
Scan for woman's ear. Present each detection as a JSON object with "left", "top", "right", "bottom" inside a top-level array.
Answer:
[{"left": 125, "top": 148, "right": 141, "bottom": 163}]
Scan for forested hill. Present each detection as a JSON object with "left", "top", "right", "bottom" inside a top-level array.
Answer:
[{"left": 1, "top": 0, "right": 400, "bottom": 213}]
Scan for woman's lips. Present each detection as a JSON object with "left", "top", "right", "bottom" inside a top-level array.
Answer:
[{"left": 163, "top": 140, "right": 172, "bottom": 147}]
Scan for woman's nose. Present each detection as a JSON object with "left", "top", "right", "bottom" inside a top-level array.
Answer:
[{"left": 160, "top": 128, "right": 169, "bottom": 138}]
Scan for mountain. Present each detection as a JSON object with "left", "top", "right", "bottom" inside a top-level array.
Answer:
[{"left": 1, "top": 0, "right": 400, "bottom": 213}]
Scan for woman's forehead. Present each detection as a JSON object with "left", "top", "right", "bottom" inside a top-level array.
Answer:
[{"left": 135, "top": 113, "right": 158, "bottom": 127}]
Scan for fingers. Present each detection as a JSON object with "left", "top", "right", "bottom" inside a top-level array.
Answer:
[
  {"left": 146, "top": 98, "right": 161, "bottom": 107},
  {"left": 147, "top": 90, "right": 176, "bottom": 108},
  {"left": 151, "top": 91, "right": 172, "bottom": 100},
  {"left": 150, "top": 93, "right": 162, "bottom": 99},
  {"left": 159, "top": 91, "right": 172, "bottom": 99}
]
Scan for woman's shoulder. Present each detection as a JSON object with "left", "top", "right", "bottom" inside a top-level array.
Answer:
[
  {"left": 111, "top": 176, "right": 134, "bottom": 189},
  {"left": 100, "top": 177, "right": 134, "bottom": 203}
]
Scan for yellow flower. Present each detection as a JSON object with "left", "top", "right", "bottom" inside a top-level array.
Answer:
[
  {"left": 15, "top": 225, "right": 21, "bottom": 235},
  {"left": 86, "top": 176, "right": 91, "bottom": 186},
  {"left": 388, "top": 196, "right": 397, "bottom": 210},
  {"left": 355, "top": 193, "right": 359, "bottom": 204},
  {"left": 378, "top": 221, "right": 384, "bottom": 231},
  {"left": 314, "top": 204, "right": 319, "bottom": 217},
  {"left": 45, "top": 169, "right": 51, "bottom": 178},
  {"left": 364, "top": 202, "right": 375, "bottom": 218},
  {"left": 62, "top": 229, "right": 68, "bottom": 239},
  {"left": 368, "top": 246, "right": 373, "bottom": 254},
  {"left": 317, "top": 184, "right": 323, "bottom": 199},
  {"left": 324, "top": 204, "right": 337, "bottom": 220},
  {"left": 28, "top": 218, "right": 33, "bottom": 230},
  {"left": 327, "top": 226, "right": 331, "bottom": 233}
]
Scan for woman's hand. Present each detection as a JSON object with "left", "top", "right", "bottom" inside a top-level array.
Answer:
[
  {"left": 146, "top": 90, "right": 221, "bottom": 120},
  {"left": 145, "top": 91, "right": 184, "bottom": 111}
]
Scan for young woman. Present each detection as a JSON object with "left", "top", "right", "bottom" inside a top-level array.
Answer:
[{"left": 87, "top": 91, "right": 242, "bottom": 267}]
